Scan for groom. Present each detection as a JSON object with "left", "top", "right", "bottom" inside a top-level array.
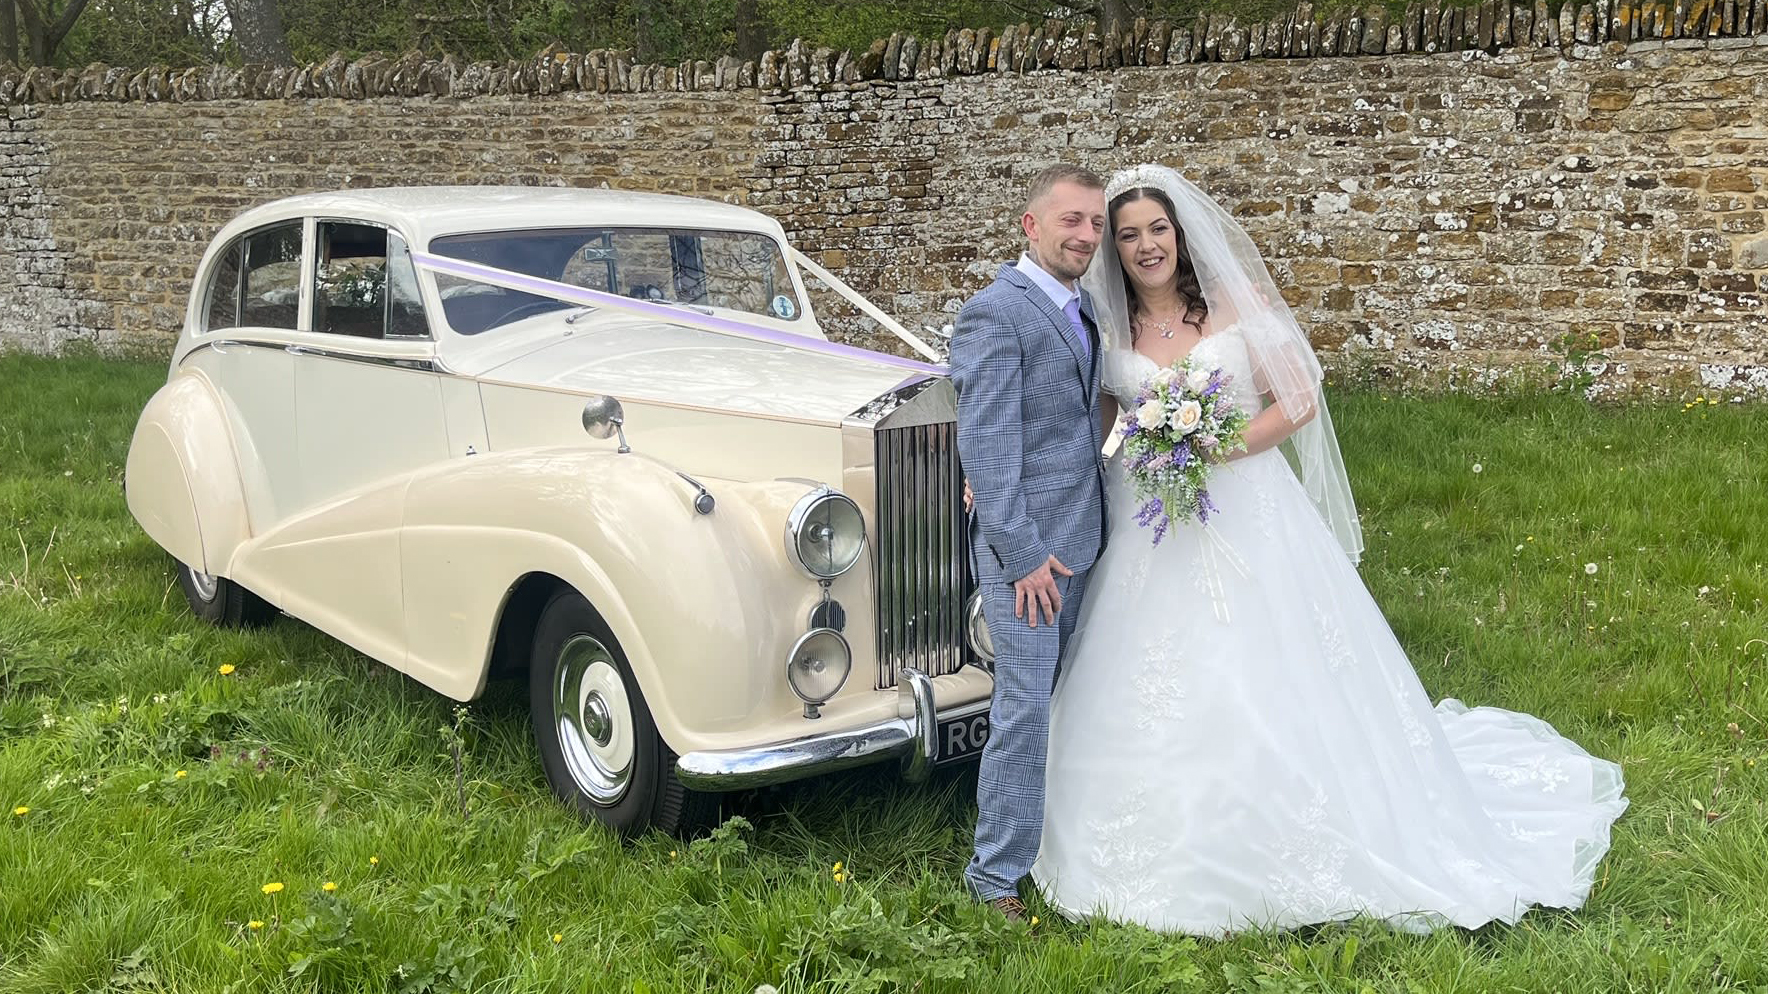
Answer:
[{"left": 950, "top": 164, "right": 1108, "bottom": 921}]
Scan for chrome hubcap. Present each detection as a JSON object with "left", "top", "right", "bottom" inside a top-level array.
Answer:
[
  {"left": 188, "top": 567, "right": 219, "bottom": 603},
  {"left": 583, "top": 695, "right": 613, "bottom": 747},
  {"left": 553, "top": 634, "right": 634, "bottom": 806}
]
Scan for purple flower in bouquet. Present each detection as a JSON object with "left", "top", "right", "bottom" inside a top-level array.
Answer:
[{"left": 1114, "top": 354, "right": 1251, "bottom": 543}]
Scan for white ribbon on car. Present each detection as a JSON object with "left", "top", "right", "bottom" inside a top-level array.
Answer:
[{"left": 410, "top": 250, "right": 948, "bottom": 376}]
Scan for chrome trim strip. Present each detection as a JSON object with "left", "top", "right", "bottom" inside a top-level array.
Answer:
[
  {"left": 178, "top": 337, "right": 444, "bottom": 374},
  {"left": 673, "top": 667, "right": 988, "bottom": 792},
  {"left": 284, "top": 342, "right": 442, "bottom": 373}
]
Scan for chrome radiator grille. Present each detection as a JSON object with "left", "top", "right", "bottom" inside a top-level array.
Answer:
[{"left": 873, "top": 419, "right": 969, "bottom": 689}]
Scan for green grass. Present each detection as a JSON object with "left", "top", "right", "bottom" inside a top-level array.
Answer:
[{"left": 2, "top": 351, "right": 1765, "bottom": 992}]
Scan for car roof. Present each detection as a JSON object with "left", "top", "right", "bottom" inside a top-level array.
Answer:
[{"left": 215, "top": 186, "right": 786, "bottom": 246}]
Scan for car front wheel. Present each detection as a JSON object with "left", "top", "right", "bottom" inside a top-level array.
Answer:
[
  {"left": 528, "top": 589, "right": 716, "bottom": 838},
  {"left": 175, "top": 560, "right": 277, "bottom": 627}
]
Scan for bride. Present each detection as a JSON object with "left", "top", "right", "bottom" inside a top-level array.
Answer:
[{"left": 1031, "top": 164, "right": 1629, "bottom": 935}]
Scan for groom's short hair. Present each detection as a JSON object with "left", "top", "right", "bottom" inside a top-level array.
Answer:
[{"left": 1025, "top": 164, "right": 1105, "bottom": 212}]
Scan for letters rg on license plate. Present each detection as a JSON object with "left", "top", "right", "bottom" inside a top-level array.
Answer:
[{"left": 934, "top": 709, "right": 989, "bottom": 764}]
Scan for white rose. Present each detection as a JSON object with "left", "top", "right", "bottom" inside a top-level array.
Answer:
[
  {"left": 1169, "top": 399, "right": 1204, "bottom": 434},
  {"left": 1135, "top": 399, "right": 1166, "bottom": 430},
  {"left": 1185, "top": 367, "right": 1212, "bottom": 395},
  {"left": 1152, "top": 366, "right": 1179, "bottom": 387}
]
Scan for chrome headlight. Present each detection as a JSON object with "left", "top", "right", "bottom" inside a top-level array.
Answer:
[
  {"left": 784, "top": 487, "right": 865, "bottom": 579},
  {"left": 965, "top": 590, "right": 995, "bottom": 670},
  {"left": 786, "top": 627, "right": 852, "bottom": 717}
]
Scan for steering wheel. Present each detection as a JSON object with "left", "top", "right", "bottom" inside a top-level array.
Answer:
[{"left": 487, "top": 299, "right": 567, "bottom": 328}]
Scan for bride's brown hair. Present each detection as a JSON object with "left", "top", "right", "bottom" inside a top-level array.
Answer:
[{"left": 1109, "top": 185, "right": 1208, "bottom": 338}]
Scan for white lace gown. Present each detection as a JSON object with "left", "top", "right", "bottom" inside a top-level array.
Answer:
[{"left": 1032, "top": 332, "right": 1628, "bottom": 936}]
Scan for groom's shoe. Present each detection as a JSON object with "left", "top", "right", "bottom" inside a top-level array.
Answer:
[{"left": 987, "top": 896, "right": 1029, "bottom": 923}]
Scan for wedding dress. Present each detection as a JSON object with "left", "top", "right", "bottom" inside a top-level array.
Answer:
[{"left": 1031, "top": 336, "right": 1629, "bottom": 935}]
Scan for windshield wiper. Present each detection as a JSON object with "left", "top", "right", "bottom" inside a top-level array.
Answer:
[{"left": 652, "top": 299, "right": 715, "bottom": 316}]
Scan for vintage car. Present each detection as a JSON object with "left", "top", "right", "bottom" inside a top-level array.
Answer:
[{"left": 124, "top": 187, "right": 996, "bottom": 837}]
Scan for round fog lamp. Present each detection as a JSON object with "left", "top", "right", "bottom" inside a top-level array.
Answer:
[
  {"left": 785, "top": 488, "right": 865, "bottom": 579},
  {"left": 786, "top": 628, "right": 852, "bottom": 716}
]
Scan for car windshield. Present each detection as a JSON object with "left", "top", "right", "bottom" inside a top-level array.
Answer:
[{"left": 428, "top": 226, "right": 805, "bottom": 335}]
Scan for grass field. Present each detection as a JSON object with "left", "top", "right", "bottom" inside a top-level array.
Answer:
[{"left": 1, "top": 351, "right": 1765, "bottom": 993}]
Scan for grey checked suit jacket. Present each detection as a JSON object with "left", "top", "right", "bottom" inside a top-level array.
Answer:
[{"left": 951, "top": 263, "right": 1107, "bottom": 583}]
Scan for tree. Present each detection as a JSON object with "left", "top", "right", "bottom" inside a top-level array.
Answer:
[
  {"left": 224, "top": 0, "right": 291, "bottom": 63},
  {"left": 1, "top": 2, "right": 17, "bottom": 64},
  {"left": 13, "top": 0, "right": 93, "bottom": 64},
  {"left": 1098, "top": 0, "right": 1134, "bottom": 34},
  {"left": 733, "top": 0, "right": 768, "bottom": 59}
]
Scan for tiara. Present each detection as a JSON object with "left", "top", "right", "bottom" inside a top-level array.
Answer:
[{"left": 1105, "top": 163, "right": 1175, "bottom": 199}]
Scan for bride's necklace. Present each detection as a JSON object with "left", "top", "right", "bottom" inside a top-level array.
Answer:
[{"left": 1138, "top": 298, "right": 1190, "bottom": 340}]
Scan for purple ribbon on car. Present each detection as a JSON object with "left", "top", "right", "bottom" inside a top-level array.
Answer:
[{"left": 410, "top": 251, "right": 948, "bottom": 377}]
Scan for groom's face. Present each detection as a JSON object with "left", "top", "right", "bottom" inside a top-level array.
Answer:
[{"left": 1022, "top": 181, "right": 1106, "bottom": 284}]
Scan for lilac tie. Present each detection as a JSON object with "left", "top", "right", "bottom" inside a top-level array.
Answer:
[{"left": 1063, "top": 296, "right": 1091, "bottom": 360}]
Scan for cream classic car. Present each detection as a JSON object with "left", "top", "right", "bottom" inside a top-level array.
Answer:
[{"left": 125, "top": 187, "right": 996, "bottom": 836}]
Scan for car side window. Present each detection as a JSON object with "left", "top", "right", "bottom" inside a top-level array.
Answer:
[
  {"left": 240, "top": 223, "right": 303, "bottom": 330},
  {"left": 385, "top": 232, "right": 429, "bottom": 338},
  {"left": 314, "top": 222, "right": 387, "bottom": 339},
  {"left": 204, "top": 239, "right": 242, "bottom": 332},
  {"left": 312, "top": 222, "right": 432, "bottom": 340}
]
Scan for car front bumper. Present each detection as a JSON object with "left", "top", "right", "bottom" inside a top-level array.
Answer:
[{"left": 674, "top": 667, "right": 989, "bottom": 791}]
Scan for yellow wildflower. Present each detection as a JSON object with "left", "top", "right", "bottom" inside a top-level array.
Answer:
[
  {"left": 12, "top": 806, "right": 27, "bottom": 817},
  {"left": 833, "top": 872, "right": 845, "bottom": 883},
  {"left": 370, "top": 855, "right": 380, "bottom": 866},
  {"left": 322, "top": 881, "right": 338, "bottom": 893},
  {"left": 832, "top": 861, "right": 844, "bottom": 874},
  {"left": 248, "top": 920, "right": 264, "bottom": 930},
  {"left": 669, "top": 850, "right": 677, "bottom": 860},
  {"left": 218, "top": 664, "right": 236, "bottom": 676},
  {"left": 552, "top": 933, "right": 563, "bottom": 944},
  {"left": 175, "top": 770, "right": 188, "bottom": 779},
  {"left": 260, "top": 882, "right": 284, "bottom": 895},
  {"left": 1030, "top": 916, "right": 1040, "bottom": 927}
]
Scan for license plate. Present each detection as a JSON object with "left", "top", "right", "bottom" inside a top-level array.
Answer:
[{"left": 934, "top": 709, "right": 990, "bottom": 764}]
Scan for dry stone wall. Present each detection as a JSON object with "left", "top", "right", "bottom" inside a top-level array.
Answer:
[{"left": 4, "top": 9, "right": 1768, "bottom": 395}]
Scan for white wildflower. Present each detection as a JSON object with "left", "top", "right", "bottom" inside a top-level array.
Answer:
[
  {"left": 1584, "top": 563, "right": 1598, "bottom": 575},
  {"left": 1471, "top": 463, "right": 1483, "bottom": 474}
]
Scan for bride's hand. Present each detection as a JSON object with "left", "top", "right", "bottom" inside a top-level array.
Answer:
[
  {"left": 1198, "top": 440, "right": 1234, "bottom": 465},
  {"left": 963, "top": 478, "right": 975, "bottom": 513}
]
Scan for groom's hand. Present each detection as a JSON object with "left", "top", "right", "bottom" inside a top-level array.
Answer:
[{"left": 1014, "top": 555, "right": 1075, "bottom": 628}]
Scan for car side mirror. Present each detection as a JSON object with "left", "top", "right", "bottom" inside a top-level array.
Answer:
[{"left": 581, "top": 395, "right": 631, "bottom": 454}]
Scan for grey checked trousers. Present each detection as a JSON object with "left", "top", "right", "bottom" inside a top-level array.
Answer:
[{"left": 965, "top": 562, "right": 1092, "bottom": 902}]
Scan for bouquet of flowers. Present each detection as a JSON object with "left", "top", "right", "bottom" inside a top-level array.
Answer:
[{"left": 1118, "top": 357, "right": 1251, "bottom": 544}]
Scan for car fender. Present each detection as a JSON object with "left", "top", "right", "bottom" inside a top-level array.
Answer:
[
  {"left": 399, "top": 448, "right": 828, "bottom": 753},
  {"left": 124, "top": 372, "right": 253, "bottom": 577}
]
